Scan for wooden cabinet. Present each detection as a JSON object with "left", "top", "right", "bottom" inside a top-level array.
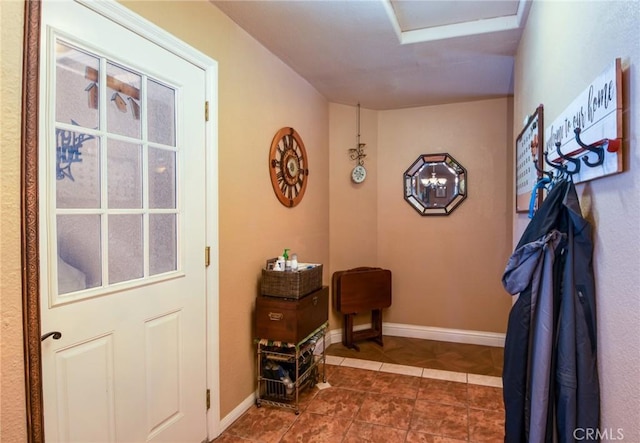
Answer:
[{"left": 255, "top": 286, "right": 329, "bottom": 413}]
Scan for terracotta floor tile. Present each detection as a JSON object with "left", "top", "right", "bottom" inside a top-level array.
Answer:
[
  {"left": 343, "top": 421, "right": 408, "bottom": 443},
  {"left": 224, "top": 405, "right": 298, "bottom": 443},
  {"left": 305, "top": 386, "right": 367, "bottom": 418},
  {"left": 216, "top": 338, "right": 506, "bottom": 442},
  {"left": 279, "top": 411, "right": 351, "bottom": 443},
  {"left": 467, "top": 384, "right": 504, "bottom": 412},
  {"left": 417, "top": 378, "right": 468, "bottom": 407},
  {"left": 370, "top": 371, "right": 421, "bottom": 399},
  {"left": 317, "top": 361, "right": 336, "bottom": 381},
  {"left": 468, "top": 408, "right": 505, "bottom": 443},
  {"left": 411, "top": 400, "right": 469, "bottom": 441},
  {"left": 433, "top": 348, "right": 497, "bottom": 375},
  {"left": 290, "top": 383, "right": 321, "bottom": 411},
  {"left": 326, "top": 365, "right": 378, "bottom": 391},
  {"left": 356, "top": 392, "right": 415, "bottom": 429}
]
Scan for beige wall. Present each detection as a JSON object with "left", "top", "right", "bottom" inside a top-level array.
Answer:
[
  {"left": 329, "top": 99, "right": 514, "bottom": 333},
  {"left": 513, "top": 1, "right": 640, "bottom": 440},
  {"left": 328, "top": 103, "right": 380, "bottom": 329},
  {"left": 377, "top": 99, "right": 514, "bottom": 331}
]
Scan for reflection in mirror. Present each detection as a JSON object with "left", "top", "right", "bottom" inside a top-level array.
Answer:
[{"left": 403, "top": 153, "right": 467, "bottom": 215}]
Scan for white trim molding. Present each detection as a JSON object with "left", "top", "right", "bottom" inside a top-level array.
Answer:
[
  {"left": 328, "top": 322, "right": 505, "bottom": 348},
  {"left": 381, "top": 0, "right": 532, "bottom": 45}
]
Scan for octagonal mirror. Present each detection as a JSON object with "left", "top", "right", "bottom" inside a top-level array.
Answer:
[{"left": 403, "top": 153, "right": 467, "bottom": 216}]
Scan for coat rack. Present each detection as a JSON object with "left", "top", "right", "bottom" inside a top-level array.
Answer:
[
  {"left": 527, "top": 58, "right": 623, "bottom": 218},
  {"left": 544, "top": 128, "right": 621, "bottom": 178},
  {"left": 530, "top": 127, "right": 621, "bottom": 218},
  {"left": 545, "top": 128, "right": 619, "bottom": 176},
  {"left": 543, "top": 58, "right": 623, "bottom": 185}
]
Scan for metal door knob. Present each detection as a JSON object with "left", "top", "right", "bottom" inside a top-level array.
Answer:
[{"left": 41, "top": 331, "right": 62, "bottom": 341}]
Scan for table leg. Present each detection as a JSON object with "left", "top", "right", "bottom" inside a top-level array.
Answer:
[
  {"left": 342, "top": 314, "right": 360, "bottom": 351},
  {"left": 371, "top": 309, "right": 383, "bottom": 346}
]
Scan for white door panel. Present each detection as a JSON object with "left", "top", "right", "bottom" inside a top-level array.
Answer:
[
  {"left": 54, "top": 334, "right": 117, "bottom": 442},
  {"left": 39, "top": 1, "right": 209, "bottom": 441}
]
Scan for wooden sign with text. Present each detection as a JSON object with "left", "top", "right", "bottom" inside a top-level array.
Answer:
[{"left": 544, "top": 58, "right": 623, "bottom": 184}]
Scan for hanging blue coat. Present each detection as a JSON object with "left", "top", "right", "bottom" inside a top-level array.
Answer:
[{"left": 502, "top": 179, "right": 600, "bottom": 443}]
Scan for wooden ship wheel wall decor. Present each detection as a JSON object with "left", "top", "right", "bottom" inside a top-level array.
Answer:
[{"left": 269, "top": 127, "right": 309, "bottom": 207}]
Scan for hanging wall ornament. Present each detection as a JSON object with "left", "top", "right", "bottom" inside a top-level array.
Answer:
[{"left": 348, "top": 103, "right": 367, "bottom": 183}]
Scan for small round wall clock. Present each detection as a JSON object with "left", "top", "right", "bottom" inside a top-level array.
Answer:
[
  {"left": 269, "top": 127, "right": 309, "bottom": 207},
  {"left": 351, "top": 164, "right": 367, "bottom": 183}
]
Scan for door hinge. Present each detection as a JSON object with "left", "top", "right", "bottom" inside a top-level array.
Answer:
[
  {"left": 205, "top": 101, "right": 209, "bottom": 122},
  {"left": 206, "top": 389, "right": 211, "bottom": 410},
  {"left": 205, "top": 246, "right": 210, "bottom": 267}
]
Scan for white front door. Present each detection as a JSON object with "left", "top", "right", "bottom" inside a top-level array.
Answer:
[{"left": 39, "top": 1, "right": 211, "bottom": 441}]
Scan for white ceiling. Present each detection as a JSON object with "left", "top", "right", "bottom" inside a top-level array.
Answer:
[{"left": 212, "top": 0, "right": 531, "bottom": 110}]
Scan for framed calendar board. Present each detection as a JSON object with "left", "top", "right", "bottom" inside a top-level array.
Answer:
[{"left": 515, "top": 105, "right": 544, "bottom": 213}]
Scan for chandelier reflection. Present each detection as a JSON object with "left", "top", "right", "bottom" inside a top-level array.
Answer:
[
  {"left": 56, "top": 121, "right": 94, "bottom": 181},
  {"left": 420, "top": 164, "right": 448, "bottom": 204},
  {"left": 420, "top": 170, "right": 447, "bottom": 188}
]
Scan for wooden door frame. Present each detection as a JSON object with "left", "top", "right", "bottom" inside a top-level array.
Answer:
[
  {"left": 20, "top": 2, "right": 220, "bottom": 441},
  {"left": 21, "top": 1, "right": 44, "bottom": 441}
]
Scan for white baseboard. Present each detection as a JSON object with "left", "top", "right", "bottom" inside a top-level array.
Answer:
[
  {"left": 217, "top": 392, "right": 256, "bottom": 437},
  {"left": 327, "top": 322, "right": 505, "bottom": 348}
]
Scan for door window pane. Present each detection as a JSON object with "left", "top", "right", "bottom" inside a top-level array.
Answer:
[
  {"left": 148, "top": 148, "right": 176, "bottom": 209},
  {"left": 148, "top": 80, "right": 176, "bottom": 146},
  {"left": 57, "top": 215, "right": 102, "bottom": 294},
  {"left": 107, "top": 139, "right": 142, "bottom": 209},
  {"left": 149, "top": 214, "right": 177, "bottom": 275},
  {"left": 106, "top": 62, "right": 141, "bottom": 139},
  {"left": 108, "top": 214, "right": 143, "bottom": 284},
  {"left": 52, "top": 40, "right": 183, "bottom": 298},
  {"left": 55, "top": 41, "right": 99, "bottom": 130},
  {"left": 56, "top": 130, "right": 101, "bottom": 208}
]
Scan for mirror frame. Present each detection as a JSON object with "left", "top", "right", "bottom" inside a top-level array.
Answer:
[{"left": 403, "top": 153, "right": 467, "bottom": 216}]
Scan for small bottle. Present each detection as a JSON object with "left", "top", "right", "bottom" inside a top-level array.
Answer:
[
  {"left": 291, "top": 253, "right": 298, "bottom": 271},
  {"left": 282, "top": 249, "right": 291, "bottom": 271},
  {"left": 275, "top": 256, "right": 285, "bottom": 271}
]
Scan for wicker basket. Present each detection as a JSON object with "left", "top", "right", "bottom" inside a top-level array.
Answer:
[{"left": 261, "top": 265, "right": 323, "bottom": 299}]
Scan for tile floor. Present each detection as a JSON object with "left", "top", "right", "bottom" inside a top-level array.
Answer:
[
  {"left": 212, "top": 337, "right": 505, "bottom": 442},
  {"left": 325, "top": 336, "right": 503, "bottom": 377}
]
